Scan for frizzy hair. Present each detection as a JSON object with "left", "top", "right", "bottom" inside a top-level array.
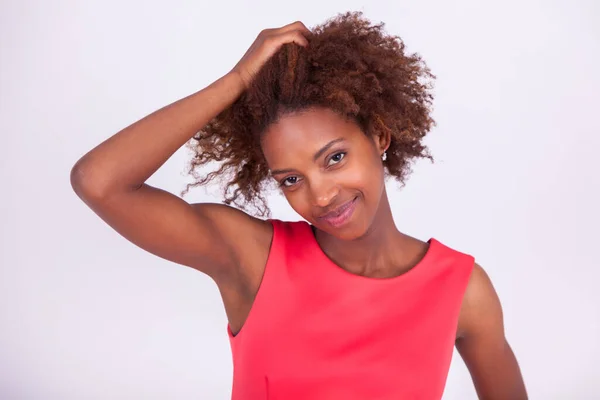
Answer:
[{"left": 181, "top": 11, "right": 436, "bottom": 217}]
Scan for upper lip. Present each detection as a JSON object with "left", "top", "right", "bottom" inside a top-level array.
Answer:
[{"left": 317, "top": 197, "right": 357, "bottom": 219}]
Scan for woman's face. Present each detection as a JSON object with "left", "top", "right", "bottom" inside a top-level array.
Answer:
[{"left": 260, "top": 107, "right": 387, "bottom": 240}]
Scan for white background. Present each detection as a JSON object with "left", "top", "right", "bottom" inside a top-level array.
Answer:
[{"left": 1, "top": 0, "right": 599, "bottom": 398}]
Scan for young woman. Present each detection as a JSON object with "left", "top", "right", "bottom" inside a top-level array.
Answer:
[{"left": 71, "top": 12, "right": 527, "bottom": 400}]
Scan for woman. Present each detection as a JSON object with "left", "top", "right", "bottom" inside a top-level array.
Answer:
[{"left": 71, "top": 12, "right": 527, "bottom": 400}]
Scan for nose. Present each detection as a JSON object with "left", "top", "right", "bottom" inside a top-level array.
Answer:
[{"left": 309, "top": 178, "right": 339, "bottom": 208}]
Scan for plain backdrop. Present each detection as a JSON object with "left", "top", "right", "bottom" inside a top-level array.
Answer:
[{"left": 1, "top": 0, "right": 599, "bottom": 398}]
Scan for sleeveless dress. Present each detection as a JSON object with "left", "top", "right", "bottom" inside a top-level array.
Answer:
[{"left": 227, "top": 219, "right": 475, "bottom": 400}]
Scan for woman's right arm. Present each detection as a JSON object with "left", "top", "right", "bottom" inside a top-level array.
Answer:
[
  {"left": 70, "top": 22, "right": 310, "bottom": 281},
  {"left": 70, "top": 73, "right": 267, "bottom": 281}
]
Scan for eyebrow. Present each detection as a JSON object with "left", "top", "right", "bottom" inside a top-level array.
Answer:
[{"left": 270, "top": 137, "right": 346, "bottom": 176}]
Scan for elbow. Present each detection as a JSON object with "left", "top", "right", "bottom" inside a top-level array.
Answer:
[{"left": 70, "top": 161, "right": 110, "bottom": 201}]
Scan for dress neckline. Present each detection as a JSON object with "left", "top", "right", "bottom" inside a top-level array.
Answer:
[{"left": 304, "top": 222, "right": 436, "bottom": 284}]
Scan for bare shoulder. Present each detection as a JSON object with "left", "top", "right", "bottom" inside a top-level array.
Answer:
[
  {"left": 190, "top": 203, "right": 273, "bottom": 244},
  {"left": 455, "top": 263, "right": 528, "bottom": 398},
  {"left": 457, "top": 262, "right": 503, "bottom": 340},
  {"left": 463, "top": 263, "right": 496, "bottom": 304},
  {"left": 190, "top": 202, "right": 273, "bottom": 277}
]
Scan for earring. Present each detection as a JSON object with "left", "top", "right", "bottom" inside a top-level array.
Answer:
[{"left": 382, "top": 151, "right": 387, "bottom": 161}]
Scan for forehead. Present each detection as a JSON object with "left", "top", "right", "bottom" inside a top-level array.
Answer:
[{"left": 260, "top": 107, "right": 364, "bottom": 165}]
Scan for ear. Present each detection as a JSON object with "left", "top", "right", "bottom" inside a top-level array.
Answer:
[{"left": 371, "top": 120, "right": 391, "bottom": 156}]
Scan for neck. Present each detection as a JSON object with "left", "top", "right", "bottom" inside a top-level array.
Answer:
[{"left": 314, "top": 190, "right": 409, "bottom": 277}]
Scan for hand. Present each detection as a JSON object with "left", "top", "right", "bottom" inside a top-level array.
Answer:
[{"left": 229, "top": 21, "right": 311, "bottom": 90}]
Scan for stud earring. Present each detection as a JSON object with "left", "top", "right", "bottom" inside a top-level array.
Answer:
[{"left": 382, "top": 151, "right": 387, "bottom": 161}]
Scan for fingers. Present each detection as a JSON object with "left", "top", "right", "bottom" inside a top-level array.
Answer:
[
  {"left": 279, "top": 21, "right": 312, "bottom": 37},
  {"left": 269, "top": 30, "right": 309, "bottom": 48},
  {"left": 259, "top": 21, "right": 312, "bottom": 42},
  {"left": 232, "top": 20, "right": 312, "bottom": 90}
]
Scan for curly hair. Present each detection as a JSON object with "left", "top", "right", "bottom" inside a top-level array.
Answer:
[{"left": 182, "top": 11, "right": 436, "bottom": 217}]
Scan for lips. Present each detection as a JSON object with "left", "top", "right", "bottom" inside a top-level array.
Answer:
[{"left": 318, "top": 196, "right": 358, "bottom": 228}]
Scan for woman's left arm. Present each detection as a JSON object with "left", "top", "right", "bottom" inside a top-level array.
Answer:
[{"left": 456, "top": 263, "right": 528, "bottom": 400}]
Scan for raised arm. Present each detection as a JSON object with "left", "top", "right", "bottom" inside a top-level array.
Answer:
[{"left": 70, "top": 22, "right": 311, "bottom": 282}]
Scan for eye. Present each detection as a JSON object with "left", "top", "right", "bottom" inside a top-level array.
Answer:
[
  {"left": 280, "top": 176, "right": 299, "bottom": 187},
  {"left": 327, "top": 152, "right": 346, "bottom": 166}
]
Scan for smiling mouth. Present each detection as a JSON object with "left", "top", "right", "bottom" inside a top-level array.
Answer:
[{"left": 318, "top": 196, "right": 358, "bottom": 228}]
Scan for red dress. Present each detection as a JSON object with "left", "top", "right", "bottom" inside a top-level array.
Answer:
[{"left": 227, "top": 219, "right": 475, "bottom": 399}]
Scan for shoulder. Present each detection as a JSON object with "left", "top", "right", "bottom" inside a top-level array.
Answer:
[
  {"left": 457, "top": 262, "right": 503, "bottom": 339},
  {"left": 454, "top": 262, "right": 528, "bottom": 398},
  {"left": 190, "top": 202, "right": 274, "bottom": 270},
  {"left": 190, "top": 202, "right": 272, "bottom": 240}
]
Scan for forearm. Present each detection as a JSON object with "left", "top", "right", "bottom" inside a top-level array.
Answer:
[{"left": 71, "top": 72, "right": 245, "bottom": 197}]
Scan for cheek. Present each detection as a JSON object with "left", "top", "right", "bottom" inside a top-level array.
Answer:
[
  {"left": 281, "top": 189, "right": 310, "bottom": 217},
  {"left": 345, "top": 153, "right": 384, "bottom": 195}
]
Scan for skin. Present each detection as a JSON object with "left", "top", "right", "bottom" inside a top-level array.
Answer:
[{"left": 71, "top": 20, "right": 527, "bottom": 399}]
